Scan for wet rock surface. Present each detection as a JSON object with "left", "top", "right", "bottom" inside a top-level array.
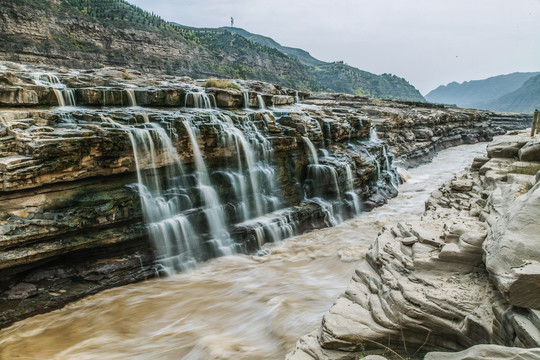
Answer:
[
  {"left": 0, "top": 62, "right": 525, "bottom": 330},
  {"left": 301, "top": 93, "right": 509, "bottom": 167},
  {"left": 288, "top": 131, "right": 540, "bottom": 359}
]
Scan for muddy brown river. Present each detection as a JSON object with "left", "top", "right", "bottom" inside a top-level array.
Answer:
[{"left": 0, "top": 143, "right": 487, "bottom": 360}]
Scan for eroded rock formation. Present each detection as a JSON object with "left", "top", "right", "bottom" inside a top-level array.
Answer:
[
  {"left": 0, "top": 62, "right": 521, "bottom": 330},
  {"left": 288, "top": 132, "right": 540, "bottom": 359}
]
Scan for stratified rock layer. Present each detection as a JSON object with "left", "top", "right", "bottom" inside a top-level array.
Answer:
[
  {"left": 0, "top": 62, "right": 519, "bottom": 329},
  {"left": 302, "top": 93, "right": 507, "bottom": 167}
]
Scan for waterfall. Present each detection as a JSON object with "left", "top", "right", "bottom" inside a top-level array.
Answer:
[
  {"left": 101, "top": 115, "right": 202, "bottom": 273},
  {"left": 126, "top": 89, "right": 137, "bottom": 107},
  {"left": 243, "top": 91, "right": 250, "bottom": 109},
  {"left": 302, "top": 137, "right": 319, "bottom": 165},
  {"left": 241, "top": 214, "right": 295, "bottom": 245},
  {"left": 295, "top": 91, "right": 300, "bottom": 103},
  {"left": 302, "top": 136, "right": 343, "bottom": 225},
  {"left": 382, "top": 145, "right": 391, "bottom": 171},
  {"left": 256, "top": 94, "right": 266, "bottom": 110},
  {"left": 182, "top": 119, "right": 235, "bottom": 255},
  {"left": 345, "top": 164, "right": 362, "bottom": 215},
  {"left": 370, "top": 125, "right": 379, "bottom": 141},
  {"left": 309, "top": 197, "right": 340, "bottom": 227},
  {"left": 52, "top": 89, "right": 65, "bottom": 107},
  {"left": 185, "top": 91, "right": 215, "bottom": 109},
  {"left": 101, "top": 89, "right": 124, "bottom": 107},
  {"left": 33, "top": 73, "right": 76, "bottom": 107},
  {"left": 306, "top": 164, "right": 341, "bottom": 199}
]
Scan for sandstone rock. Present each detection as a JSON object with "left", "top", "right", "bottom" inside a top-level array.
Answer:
[
  {"left": 519, "top": 140, "right": 540, "bottom": 162},
  {"left": 487, "top": 139, "right": 528, "bottom": 159},
  {"left": 471, "top": 156, "right": 490, "bottom": 170},
  {"left": 425, "top": 344, "right": 540, "bottom": 360},
  {"left": 206, "top": 87, "right": 243, "bottom": 108},
  {"left": 451, "top": 179, "right": 474, "bottom": 191},
  {"left": 484, "top": 183, "right": 540, "bottom": 310}
]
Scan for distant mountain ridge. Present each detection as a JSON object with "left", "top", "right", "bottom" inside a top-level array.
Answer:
[
  {"left": 484, "top": 74, "right": 540, "bottom": 113},
  {"left": 426, "top": 72, "right": 540, "bottom": 113},
  {"left": 227, "top": 27, "right": 425, "bottom": 101},
  {"left": 0, "top": 0, "right": 424, "bottom": 101}
]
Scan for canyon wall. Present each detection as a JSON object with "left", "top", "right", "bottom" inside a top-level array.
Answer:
[
  {"left": 0, "top": 62, "right": 511, "bottom": 328},
  {"left": 288, "top": 132, "right": 540, "bottom": 359}
]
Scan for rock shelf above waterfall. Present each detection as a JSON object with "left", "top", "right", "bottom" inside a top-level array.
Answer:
[{"left": 0, "top": 62, "right": 523, "bottom": 329}]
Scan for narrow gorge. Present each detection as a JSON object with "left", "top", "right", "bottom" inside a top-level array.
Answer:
[{"left": 0, "top": 62, "right": 536, "bottom": 359}]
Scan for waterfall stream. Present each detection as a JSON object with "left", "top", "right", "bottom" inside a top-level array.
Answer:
[
  {"left": 33, "top": 73, "right": 76, "bottom": 107},
  {"left": 0, "top": 142, "right": 488, "bottom": 360},
  {"left": 100, "top": 115, "right": 202, "bottom": 272}
]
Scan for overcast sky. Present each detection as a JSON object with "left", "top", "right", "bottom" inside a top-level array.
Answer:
[{"left": 128, "top": 0, "right": 540, "bottom": 94}]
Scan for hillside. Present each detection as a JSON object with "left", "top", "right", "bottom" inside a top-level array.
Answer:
[
  {"left": 426, "top": 72, "right": 540, "bottom": 109},
  {"left": 227, "top": 27, "right": 326, "bottom": 67},
  {"left": 484, "top": 73, "right": 540, "bottom": 113},
  {"left": 0, "top": 0, "right": 423, "bottom": 101},
  {"left": 228, "top": 27, "right": 425, "bottom": 101}
]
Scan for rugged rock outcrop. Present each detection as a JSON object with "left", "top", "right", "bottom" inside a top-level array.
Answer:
[
  {"left": 0, "top": 62, "right": 506, "bottom": 330},
  {"left": 0, "top": 63, "right": 395, "bottom": 328},
  {"left": 303, "top": 93, "right": 505, "bottom": 167},
  {"left": 487, "top": 111, "right": 533, "bottom": 131},
  {"left": 288, "top": 132, "right": 540, "bottom": 359}
]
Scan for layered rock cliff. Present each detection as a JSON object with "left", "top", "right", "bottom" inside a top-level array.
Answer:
[
  {"left": 288, "top": 132, "right": 540, "bottom": 359},
  {"left": 0, "top": 62, "right": 504, "bottom": 329},
  {"left": 302, "top": 93, "right": 506, "bottom": 167}
]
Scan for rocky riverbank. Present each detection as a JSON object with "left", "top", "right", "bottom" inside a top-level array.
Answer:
[
  {"left": 288, "top": 131, "right": 540, "bottom": 359},
  {"left": 0, "top": 62, "right": 524, "bottom": 329}
]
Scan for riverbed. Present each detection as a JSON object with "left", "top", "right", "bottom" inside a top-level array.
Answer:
[{"left": 0, "top": 142, "right": 487, "bottom": 360}]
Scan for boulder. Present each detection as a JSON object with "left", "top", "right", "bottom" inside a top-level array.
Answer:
[
  {"left": 519, "top": 140, "right": 540, "bottom": 162},
  {"left": 487, "top": 139, "right": 528, "bottom": 159}
]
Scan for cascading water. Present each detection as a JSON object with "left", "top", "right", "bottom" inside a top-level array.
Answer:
[
  {"left": 370, "top": 124, "right": 379, "bottom": 141},
  {"left": 126, "top": 89, "right": 137, "bottom": 107},
  {"left": 182, "top": 118, "right": 235, "bottom": 255},
  {"left": 101, "top": 115, "right": 201, "bottom": 273},
  {"left": 205, "top": 112, "right": 287, "bottom": 243},
  {"left": 257, "top": 94, "right": 266, "bottom": 110},
  {"left": 302, "top": 136, "right": 319, "bottom": 164},
  {"left": 301, "top": 136, "right": 343, "bottom": 225},
  {"left": 185, "top": 91, "right": 215, "bottom": 109},
  {"left": 243, "top": 90, "right": 250, "bottom": 109},
  {"left": 33, "top": 73, "right": 75, "bottom": 107},
  {"left": 345, "top": 164, "right": 362, "bottom": 215}
]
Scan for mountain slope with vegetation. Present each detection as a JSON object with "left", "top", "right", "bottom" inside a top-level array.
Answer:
[
  {"left": 228, "top": 27, "right": 425, "bottom": 101},
  {"left": 0, "top": 0, "right": 423, "bottom": 100},
  {"left": 425, "top": 72, "right": 540, "bottom": 110}
]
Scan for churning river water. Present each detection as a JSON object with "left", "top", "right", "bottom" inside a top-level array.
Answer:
[{"left": 0, "top": 142, "right": 487, "bottom": 360}]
